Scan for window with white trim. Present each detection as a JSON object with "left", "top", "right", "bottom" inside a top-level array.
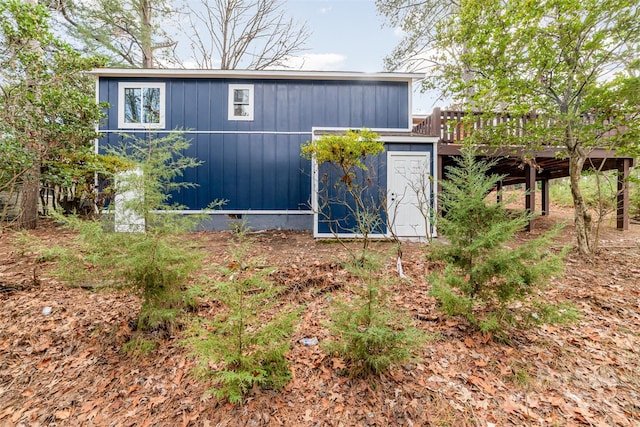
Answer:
[
  {"left": 228, "top": 84, "right": 254, "bottom": 121},
  {"left": 118, "top": 82, "right": 165, "bottom": 128}
]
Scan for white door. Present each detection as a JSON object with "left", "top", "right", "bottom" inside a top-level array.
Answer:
[{"left": 387, "top": 152, "right": 431, "bottom": 238}]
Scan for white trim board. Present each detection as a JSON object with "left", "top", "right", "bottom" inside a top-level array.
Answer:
[
  {"left": 311, "top": 127, "right": 440, "bottom": 142},
  {"left": 432, "top": 140, "right": 439, "bottom": 239},
  {"left": 314, "top": 233, "right": 390, "bottom": 239},
  {"left": 99, "top": 129, "right": 314, "bottom": 135},
  {"left": 92, "top": 68, "right": 424, "bottom": 83},
  {"left": 312, "top": 126, "right": 414, "bottom": 133},
  {"left": 152, "top": 210, "right": 312, "bottom": 215}
]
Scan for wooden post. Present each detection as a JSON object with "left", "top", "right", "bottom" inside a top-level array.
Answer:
[
  {"left": 525, "top": 164, "right": 536, "bottom": 231},
  {"left": 496, "top": 180, "right": 503, "bottom": 203},
  {"left": 617, "top": 158, "right": 630, "bottom": 230},
  {"left": 442, "top": 110, "right": 449, "bottom": 141},
  {"left": 431, "top": 107, "right": 441, "bottom": 138},
  {"left": 541, "top": 178, "right": 549, "bottom": 216},
  {"left": 437, "top": 154, "right": 444, "bottom": 215}
]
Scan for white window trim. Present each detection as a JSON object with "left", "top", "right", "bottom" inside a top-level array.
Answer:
[
  {"left": 228, "top": 84, "right": 254, "bottom": 121},
  {"left": 117, "top": 82, "right": 166, "bottom": 129}
]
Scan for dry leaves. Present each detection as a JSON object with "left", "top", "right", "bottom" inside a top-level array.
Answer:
[{"left": 1, "top": 213, "right": 639, "bottom": 426}]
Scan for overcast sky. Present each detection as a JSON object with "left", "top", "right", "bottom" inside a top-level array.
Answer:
[{"left": 282, "top": 0, "right": 439, "bottom": 114}]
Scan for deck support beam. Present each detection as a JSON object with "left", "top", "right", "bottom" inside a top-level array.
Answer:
[
  {"left": 617, "top": 158, "right": 630, "bottom": 230},
  {"left": 432, "top": 142, "right": 635, "bottom": 232},
  {"left": 541, "top": 178, "right": 550, "bottom": 216},
  {"left": 525, "top": 164, "right": 536, "bottom": 231},
  {"left": 496, "top": 180, "right": 503, "bottom": 204}
]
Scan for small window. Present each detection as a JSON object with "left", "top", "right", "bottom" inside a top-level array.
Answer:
[
  {"left": 228, "top": 84, "right": 254, "bottom": 121},
  {"left": 118, "top": 82, "right": 165, "bottom": 129}
]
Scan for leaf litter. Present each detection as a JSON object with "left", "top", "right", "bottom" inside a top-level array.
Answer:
[{"left": 0, "top": 208, "right": 639, "bottom": 426}]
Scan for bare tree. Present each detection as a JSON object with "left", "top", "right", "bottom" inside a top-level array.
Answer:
[{"left": 183, "top": 0, "right": 309, "bottom": 70}]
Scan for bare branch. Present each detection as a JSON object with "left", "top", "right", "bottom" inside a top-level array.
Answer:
[{"left": 183, "top": 0, "right": 309, "bottom": 70}]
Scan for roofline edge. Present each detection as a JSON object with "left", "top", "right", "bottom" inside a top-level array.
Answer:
[{"left": 90, "top": 68, "right": 424, "bottom": 82}]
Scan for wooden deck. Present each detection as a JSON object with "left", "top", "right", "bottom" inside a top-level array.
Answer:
[{"left": 412, "top": 108, "right": 636, "bottom": 230}]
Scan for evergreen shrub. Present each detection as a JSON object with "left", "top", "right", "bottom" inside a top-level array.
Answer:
[
  {"left": 186, "top": 228, "right": 297, "bottom": 403},
  {"left": 325, "top": 252, "right": 426, "bottom": 377},
  {"left": 429, "top": 147, "right": 577, "bottom": 336}
]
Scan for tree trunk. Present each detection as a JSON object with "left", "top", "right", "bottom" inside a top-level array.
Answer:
[
  {"left": 141, "top": 0, "right": 153, "bottom": 68},
  {"left": 568, "top": 147, "right": 592, "bottom": 255},
  {"left": 18, "top": 0, "right": 41, "bottom": 230},
  {"left": 18, "top": 157, "right": 41, "bottom": 230}
]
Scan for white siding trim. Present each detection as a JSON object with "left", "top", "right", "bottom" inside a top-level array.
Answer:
[
  {"left": 94, "top": 78, "right": 100, "bottom": 154},
  {"left": 99, "top": 129, "right": 312, "bottom": 135},
  {"left": 92, "top": 68, "right": 424, "bottom": 82},
  {"left": 153, "top": 210, "right": 312, "bottom": 215},
  {"left": 315, "top": 233, "right": 391, "bottom": 239},
  {"left": 312, "top": 156, "right": 319, "bottom": 238},
  {"left": 432, "top": 141, "right": 439, "bottom": 238},
  {"left": 407, "top": 81, "right": 413, "bottom": 130},
  {"left": 94, "top": 78, "right": 100, "bottom": 209}
]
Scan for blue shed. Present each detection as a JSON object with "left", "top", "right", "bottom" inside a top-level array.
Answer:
[{"left": 92, "top": 69, "right": 438, "bottom": 239}]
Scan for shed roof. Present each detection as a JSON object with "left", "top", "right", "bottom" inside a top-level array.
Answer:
[{"left": 90, "top": 68, "right": 424, "bottom": 83}]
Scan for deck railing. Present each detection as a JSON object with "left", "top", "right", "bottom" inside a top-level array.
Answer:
[
  {"left": 413, "top": 108, "right": 627, "bottom": 142},
  {"left": 413, "top": 108, "right": 543, "bottom": 142}
]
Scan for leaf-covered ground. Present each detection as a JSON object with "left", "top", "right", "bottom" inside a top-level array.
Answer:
[{"left": 1, "top": 208, "right": 639, "bottom": 426}]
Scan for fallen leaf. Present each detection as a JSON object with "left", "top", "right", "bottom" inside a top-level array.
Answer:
[
  {"left": 11, "top": 408, "right": 24, "bottom": 423},
  {"left": 149, "top": 395, "right": 167, "bottom": 408},
  {"left": 541, "top": 394, "right": 565, "bottom": 408},
  {"left": 174, "top": 368, "right": 184, "bottom": 385},
  {"left": 303, "top": 409, "right": 314, "bottom": 422},
  {"left": 36, "top": 358, "right": 51, "bottom": 369},
  {"left": 331, "top": 357, "right": 346, "bottom": 370},
  {"left": 501, "top": 396, "right": 521, "bottom": 414},
  {"left": 0, "top": 406, "right": 14, "bottom": 420},
  {"left": 497, "top": 363, "right": 512, "bottom": 376},
  {"left": 467, "top": 375, "right": 496, "bottom": 395},
  {"left": 55, "top": 409, "right": 71, "bottom": 420}
]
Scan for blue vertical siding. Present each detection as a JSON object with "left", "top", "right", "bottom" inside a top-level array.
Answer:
[
  {"left": 317, "top": 153, "right": 387, "bottom": 235},
  {"left": 260, "top": 83, "right": 276, "bottom": 130},
  {"left": 98, "top": 77, "right": 410, "bottom": 132},
  {"left": 98, "top": 76, "right": 412, "bottom": 212},
  {"left": 141, "top": 132, "right": 311, "bottom": 210}
]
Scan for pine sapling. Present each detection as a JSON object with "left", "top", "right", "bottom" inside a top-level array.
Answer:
[
  {"left": 429, "top": 147, "right": 575, "bottom": 336},
  {"left": 325, "top": 252, "right": 426, "bottom": 377},
  {"left": 186, "top": 228, "right": 297, "bottom": 404},
  {"left": 51, "top": 132, "right": 219, "bottom": 334}
]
